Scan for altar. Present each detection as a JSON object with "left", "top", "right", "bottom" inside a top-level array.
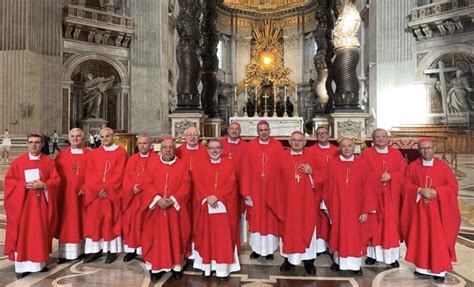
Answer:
[{"left": 230, "top": 116, "right": 304, "bottom": 137}]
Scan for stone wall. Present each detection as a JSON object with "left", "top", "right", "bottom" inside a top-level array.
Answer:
[{"left": 0, "top": 0, "right": 62, "bottom": 135}]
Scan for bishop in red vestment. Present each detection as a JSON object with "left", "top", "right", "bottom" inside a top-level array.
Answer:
[
  {"left": 81, "top": 127, "right": 127, "bottom": 264},
  {"left": 4, "top": 133, "right": 60, "bottom": 279},
  {"left": 400, "top": 138, "right": 460, "bottom": 283},
  {"left": 141, "top": 138, "right": 191, "bottom": 281},
  {"left": 175, "top": 126, "right": 208, "bottom": 257},
  {"left": 55, "top": 128, "right": 89, "bottom": 263},
  {"left": 360, "top": 129, "right": 406, "bottom": 267},
  {"left": 241, "top": 121, "right": 285, "bottom": 260},
  {"left": 191, "top": 139, "right": 240, "bottom": 280},
  {"left": 122, "top": 133, "right": 157, "bottom": 262},
  {"left": 220, "top": 121, "right": 248, "bottom": 247},
  {"left": 309, "top": 126, "right": 339, "bottom": 254},
  {"left": 280, "top": 131, "right": 318, "bottom": 275},
  {"left": 325, "top": 138, "right": 376, "bottom": 274}
]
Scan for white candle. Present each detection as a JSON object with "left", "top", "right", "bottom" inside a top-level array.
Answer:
[
  {"left": 284, "top": 85, "right": 287, "bottom": 102},
  {"left": 245, "top": 85, "right": 248, "bottom": 100},
  {"left": 234, "top": 86, "right": 237, "bottom": 103}
]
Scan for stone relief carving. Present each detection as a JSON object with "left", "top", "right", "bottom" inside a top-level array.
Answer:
[{"left": 337, "top": 119, "right": 362, "bottom": 138}]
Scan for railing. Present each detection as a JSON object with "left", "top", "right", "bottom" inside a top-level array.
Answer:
[
  {"left": 408, "top": 0, "right": 473, "bottom": 22},
  {"left": 64, "top": 4, "right": 134, "bottom": 30}
]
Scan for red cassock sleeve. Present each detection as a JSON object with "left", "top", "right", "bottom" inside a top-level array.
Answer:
[
  {"left": 44, "top": 158, "right": 61, "bottom": 242},
  {"left": 122, "top": 155, "right": 139, "bottom": 212}
]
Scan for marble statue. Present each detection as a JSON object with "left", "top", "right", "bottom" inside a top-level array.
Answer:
[
  {"left": 82, "top": 73, "right": 115, "bottom": 118},
  {"left": 447, "top": 69, "right": 473, "bottom": 113}
]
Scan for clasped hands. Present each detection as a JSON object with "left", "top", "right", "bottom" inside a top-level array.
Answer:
[
  {"left": 323, "top": 210, "right": 368, "bottom": 223},
  {"left": 157, "top": 197, "right": 174, "bottom": 209},
  {"left": 419, "top": 188, "right": 437, "bottom": 202},
  {"left": 26, "top": 180, "right": 45, "bottom": 190},
  {"left": 206, "top": 195, "right": 218, "bottom": 208}
]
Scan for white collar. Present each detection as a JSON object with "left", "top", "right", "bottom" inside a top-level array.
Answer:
[
  {"left": 375, "top": 146, "right": 388, "bottom": 154},
  {"left": 186, "top": 144, "right": 199, "bottom": 150},
  {"left": 211, "top": 158, "right": 222, "bottom": 164},
  {"left": 28, "top": 153, "right": 41, "bottom": 160},
  {"left": 340, "top": 155, "right": 354, "bottom": 161},
  {"left": 70, "top": 147, "right": 84, "bottom": 154},
  {"left": 422, "top": 158, "right": 434, "bottom": 166},
  {"left": 160, "top": 155, "right": 177, "bottom": 165},
  {"left": 258, "top": 138, "right": 269, "bottom": 145},
  {"left": 290, "top": 149, "right": 303, "bottom": 155},
  {"left": 139, "top": 152, "right": 149, "bottom": 158},
  {"left": 103, "top": 144, "right": 119, "bottom": 151},
  {"left": 228, "top": 137, "right": 240, "bottom": 144},
  {"left": 318, "top": 142, "right": 330, "bottom": 149}
]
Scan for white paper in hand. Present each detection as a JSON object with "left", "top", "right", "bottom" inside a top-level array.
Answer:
[
  {"left": 24, "top": 168, "right": 40, "bottom": 182},
  {"left": 149, "top": 195, "right": 161, "bottom": 209},
  {"left": 208, "top": 201, "right": 227, "bottom": 214}
]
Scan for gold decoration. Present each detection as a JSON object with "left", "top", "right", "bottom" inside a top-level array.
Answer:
[
  {"left": 237, "top": 18, "right": 295, "bottom": 92},
  {"left": 223, "top": 0, "right": 310, "bottom": 13}
]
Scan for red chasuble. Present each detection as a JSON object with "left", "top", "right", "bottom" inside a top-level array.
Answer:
[
  {"left": 81, "top": 146, "right": 127, "bottom": 241},
  {"left": 141, "top": 157, "right": 191, "bottom": 270},
  {"left": 281, "top": 148, "right": 318, "bottom": 254},
  {"left": 309, "top": 143, "right": 339, "bottom": 242},
  {"left": 400, "top": 158, "right": 460, "bottom": 273},
  {"left": 359, "top": 146, "right": 406, "bottom": 249},
  {"left": 191, "top": 158, "right": 238, "bottom": 264},
  {"left": 4, "top": 153, "right": 60, "bottom": 262},
  {"left": 122, "top": 152, "right": 158, "bottom": 249},
  {"left": 175, "top": 144, "right": 209, "bottom": 246},
  {"left": 55, "top": 147, "right": 90, "bottom": 244},
  {"left": 326, "top": 157, "right": 376, "bottom": 258},
  {"left": 220, "top": 137, "right": 248, "bottom": 249},
  {"left": 241, "top": 137, "right": 285, "bottom": 236}
]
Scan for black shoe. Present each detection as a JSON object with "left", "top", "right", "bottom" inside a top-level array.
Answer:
[
  {"left": 280, "top": 259, "right": 294, "bottom": 272},
  {"left": 265, "top": 254, "right": 274, "bottom": 260},
  {"left": 390, "top": 260, "right": 400, "bottom": 268},
  {"left": 218, "top": 276, "right": 230, "bottom": 281},
  {"left": 303, "top": 260, "right": 316, "bottom": 275},
  {"left": 201, "top": 271, "right": 211, "bottom": 279},
  {"left": 330, "top": 263, "right": 340, "bottom": 272},
  {"left": 57, "top": 257, "right": 67, "bottom": 264},
  {"left": 83, "top": 251, "right": 102, "bottom": 263},
  {"left": 123, "top": 252, "right": 136, "bottom": 262},
  {"left": 150, "top": 271, "right": 164, "bottom": 281},
  {"left": 16, "top": 272, "right": 30, "bottom": 279},
  {"left": 105, "top": 252, "right": 118, "bottom": 264},
  {"left": 353, "top": 269, "right": 363, "bottom": 276},
  {"left": 171, "top": 270, "right": 183, "bottom": 279},
  {"left": 40, "top": 267, "right": 49, "bottom": 272},
  {"left": 365, "top": 257, "right": 376, "bottom": 265},
  {"left": 433, "top": 276, "right": 445, "bottom": 282},
  {"left": 414, "top": 271, "right": 430, "bottom": 277},
  {"left": 250, "top": 252, "right": 260, "bottom": 259}
]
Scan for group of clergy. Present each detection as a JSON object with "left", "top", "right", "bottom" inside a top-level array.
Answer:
[{"left": 4, "top": 120, "right": 460, "bottom": 283}]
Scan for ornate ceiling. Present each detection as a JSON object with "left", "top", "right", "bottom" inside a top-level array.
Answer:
[{"left": 223, "top": 0, "right": 312, "bottom": 13}]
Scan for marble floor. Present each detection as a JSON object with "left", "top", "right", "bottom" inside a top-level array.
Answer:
[{"left": 0, "top": 154, "right": 473, "bottom": 287}]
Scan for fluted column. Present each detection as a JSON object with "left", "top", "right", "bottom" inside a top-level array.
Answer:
[
  {"left": 200, "top": 0, "right": 219, "bottom": 117},
  {"left": 175, "top": 0, "right": 202, "bottom": 111}
]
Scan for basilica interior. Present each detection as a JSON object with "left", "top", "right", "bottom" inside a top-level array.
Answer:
[{"left": 0, "top": 0, "right": 473, "bottom": 286}]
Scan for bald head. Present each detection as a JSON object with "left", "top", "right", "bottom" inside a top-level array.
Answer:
[
  {"left": 339, "top": 138, "right": 355, "bottom": 159},
  {"left": 184, "top": 126, "right": 199, "bottom": 147}
]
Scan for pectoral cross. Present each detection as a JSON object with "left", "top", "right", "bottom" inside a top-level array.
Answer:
[
  {"left": 295, "top": 173, "right": 301, "bottom": 183},
  {"left": 345, "top": 168, "right": 351, "bottom": 188},
  {"left": 261, "top": 153, "right": 268, "bottom": 178},
  {"left": 228, "top": 152, "right": 233, "bottom": 159},
  {"left": 72, "top": 162, "right": 79, "bottom": 175}
]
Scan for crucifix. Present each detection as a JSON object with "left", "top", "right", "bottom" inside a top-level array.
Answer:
[
  {"left": 424, "top": 60, "right": 457, "bottom": 123},
  {"left": 295, "top": 173, "right": 301, "bottom": 183}
]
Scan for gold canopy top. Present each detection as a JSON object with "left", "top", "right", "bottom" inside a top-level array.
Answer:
[{"left": 223, "top": 0, "right": 311, "bottom": 13}]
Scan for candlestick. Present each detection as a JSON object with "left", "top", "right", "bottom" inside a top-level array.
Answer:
[
  {"left": 283, "top": 85, "right": 288, "bottom": 117},
  {"left": 244, "top": 85, "right": 248, "bottom": 117},
  {"left": 233, "top": 85, "right": 238, "bottom": 116},
  {"left": 254, "top": 85, "right": 258, "bottom": 118},
  {"left": 273, "top": 85, "right": 277, "bottom": 117},
  {"left": 294, "top": 84, "right": 299, "bottom": 117}
]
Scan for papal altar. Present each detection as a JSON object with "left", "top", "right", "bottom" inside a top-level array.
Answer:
[{"left": 230, "top": 117, "right": 304, "bottom": 137}]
